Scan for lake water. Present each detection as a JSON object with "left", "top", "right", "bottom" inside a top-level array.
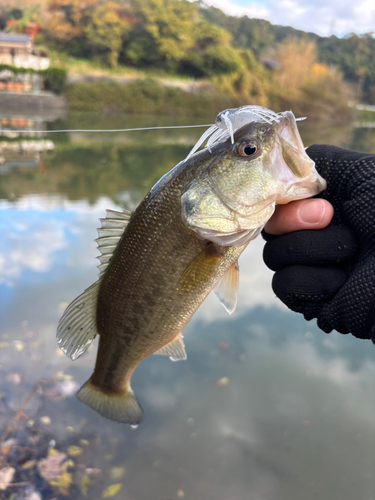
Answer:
[{"left": 1, "top": 111, "right": 375, "bottom": 499}]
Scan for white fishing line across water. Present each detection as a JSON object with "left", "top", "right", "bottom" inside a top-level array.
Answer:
[{"left": 0, "top": 124, "right": 213, "bottom": 134}]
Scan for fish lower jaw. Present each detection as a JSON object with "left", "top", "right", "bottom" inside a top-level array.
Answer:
[
  {"left": 187, "top": 225, "right": 263, "bottom": 247},
  {"left": 277, "top": 173, "right": 327, "bottom": 204}
]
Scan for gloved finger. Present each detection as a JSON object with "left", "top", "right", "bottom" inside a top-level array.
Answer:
[
  {"left": 317, "top": 316, "right": 350, "bottom": 335},
  {"left": 315, "top": 258, "right": 375, "bottom": 340},
  {"left": 306, "top": 145, "right": 371, "bottom": 189},
  {"left": 265, "top": 199, "right": 333, "bottom": 235},
  {"left": 307, "top": 145, "right": 375, "bottom": 227},
  {"left": 272, "top": 265, "right": 348, "bottom": 304},
  {"left": 263, "top": 225, "right": 357, "bottom": 272}
]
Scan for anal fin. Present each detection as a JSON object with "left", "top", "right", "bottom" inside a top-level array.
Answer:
[
  {"left": 154, "top": 334, "right": 187, "bottom": 361},
  {"left": 214, "top": 260, "right": 239, "bottom": 315}
]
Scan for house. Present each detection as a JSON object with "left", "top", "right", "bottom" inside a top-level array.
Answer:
[{"left": 0, "top": 33, "right": 49, "bottom": 70}]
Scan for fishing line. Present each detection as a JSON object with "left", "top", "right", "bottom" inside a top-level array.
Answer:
[
  {"left": 0, "top": 118, "right": 306, "bottom": 135},
  {"left": 0, "top": 124, "right": 213, "bottom": 134}
]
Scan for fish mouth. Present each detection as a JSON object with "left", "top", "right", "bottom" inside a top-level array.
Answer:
[{"left": 272, "top": 112, "right": 326, "bottom": 193}]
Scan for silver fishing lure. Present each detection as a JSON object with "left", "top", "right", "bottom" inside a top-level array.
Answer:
[{"left": 185, "top": 105, "right": 306, "bottom": 160}]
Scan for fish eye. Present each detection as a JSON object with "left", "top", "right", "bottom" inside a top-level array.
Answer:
[{"left": 237, "top": 141, "right": 258, "bottom": 157}]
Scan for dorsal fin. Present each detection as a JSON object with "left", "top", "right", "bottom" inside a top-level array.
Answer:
[
  {"left": 56, "top": 207, "right": 133, "bottom": 361},
  {"left": 96, "top": 208, "right": 133, "bottom": 276}
]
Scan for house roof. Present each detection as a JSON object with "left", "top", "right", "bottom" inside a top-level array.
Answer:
[{"left": 0, "top": 33, "right": 31, "bottom": 44}]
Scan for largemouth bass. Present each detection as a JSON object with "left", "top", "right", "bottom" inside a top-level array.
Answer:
[{"left": 57, "top": 106, "right": 325, "bottom": 425}]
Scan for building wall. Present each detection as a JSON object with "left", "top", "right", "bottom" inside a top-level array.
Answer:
[
  {"left": 0, "top": 40, "right": 49, "bottom": 70},
  {"left": 0, "top": 41, "right": 32, "bottom": 55}
]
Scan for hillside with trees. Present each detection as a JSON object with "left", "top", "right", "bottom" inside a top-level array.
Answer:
[{"left": 0, "top": 0, "right": 374, "bottom": 117}]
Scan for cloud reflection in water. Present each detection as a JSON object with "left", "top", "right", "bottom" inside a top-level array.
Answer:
[{"left": 1, "top": 190, "right": 375, "bottom": 499}]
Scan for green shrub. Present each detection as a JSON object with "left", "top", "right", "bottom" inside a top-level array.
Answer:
[{"left": 43, "top": 67, "right": 67, "bottom": 94}]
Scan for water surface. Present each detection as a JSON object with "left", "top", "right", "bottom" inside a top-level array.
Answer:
[{"left": 1, "top": 112, "right": 375, "bottom": 499}]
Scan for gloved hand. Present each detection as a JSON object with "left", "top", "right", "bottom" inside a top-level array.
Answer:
[{"left": 263, "top": 144, "right": 375, "bottom": 341}]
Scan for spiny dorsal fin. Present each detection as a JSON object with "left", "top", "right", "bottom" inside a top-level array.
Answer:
[
  {"left": 214, "top": 260, "right": 239, "bottom": 315},
  {"left": 96, "top": 208, "right": 133, "bottom": 277},
  {"left": 154, "top": 334, "right": 187, "bottom": 361},
  {"left": 57, "top": 281, "right": 100, "bottom": 360},
  {"left": 56, "top": 208, "right": 133, "bottom": 361}
]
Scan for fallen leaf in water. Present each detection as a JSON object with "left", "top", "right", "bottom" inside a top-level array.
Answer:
[
  {"left": 50, "top": 461, "right": 73, "bottom": 496},
  {"left": 102, "top": 483, "right": 123, "bottom": 498},
  {"left": 216, "top": 377, "right": 229, "bottom": 387},
  {"left": 110, "top": 467, "right": 125, "bottom": 480},
  {"left": 13, "top": 340, "right": 24, "bottom": 352},
  {"left": 1, "top": 438, "right": 17, "bottom": 455},
  {"left": 86, "top": 468, "right": 101, "bottom": 477},
  {"left": 39, "top": 416, "right": 51, "bottom": 426},
  {"left": 79, "top": 474, "right": 90, "bottom": 495},
  {"left": 67, "top": 445, "right": 82, "bottom": 457},
  {"left": 0, "top": 467, "right": 15, "bottom": 490},
  {"left": 22, "top": 460, "right": 36, "bottom": 470},
  {"left": 37, "top": 451, "right": 66, "bottom": 482}
]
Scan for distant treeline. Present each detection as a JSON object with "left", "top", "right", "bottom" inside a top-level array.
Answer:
[{"left": 201, "top": 6, "right": 375, "bottom": 103}]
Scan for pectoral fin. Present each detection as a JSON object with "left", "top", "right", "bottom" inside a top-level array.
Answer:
[
  {"left": 154, "top": 334, "right": 187, "bottom": 361},
  {"left": 179, "top": 244, "right": 223, "bottom": 292},
  {"left": 214, "top": 260, "right": 239, "bottom": 315}
]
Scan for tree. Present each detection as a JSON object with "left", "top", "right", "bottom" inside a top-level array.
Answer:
[
  {"left": 124, "top": 0, "right": 198, "bottom": 69},
  {"left": 85, "top": 2, "right": 131, "bottom": 67},
  {"left": 46, "top": 0, "right": 96, "bottom": 49}
]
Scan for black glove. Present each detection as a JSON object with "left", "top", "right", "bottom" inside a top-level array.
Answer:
[{"left": 263, "top": 144, "right": 375, "bottom": 341}]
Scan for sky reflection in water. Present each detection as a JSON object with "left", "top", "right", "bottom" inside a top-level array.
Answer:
[{"left": 1, "top": 115, "right": 375, "bottom": 499}]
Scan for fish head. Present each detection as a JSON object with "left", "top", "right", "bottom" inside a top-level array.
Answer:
[{"left": 181, "top": 110, "right": 326, "bottom": 247}]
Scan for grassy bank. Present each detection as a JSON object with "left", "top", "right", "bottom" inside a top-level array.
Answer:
[
  {"left": 65, "top": 78, "right": 248, "bottom": 118},
  {"left": 65, "top": 78, "right": 355, "bottom": 122}
]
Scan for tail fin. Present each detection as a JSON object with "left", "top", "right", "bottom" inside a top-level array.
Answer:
[{"left": 77, "top": 378, "right": 143, "bottom": 425}]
